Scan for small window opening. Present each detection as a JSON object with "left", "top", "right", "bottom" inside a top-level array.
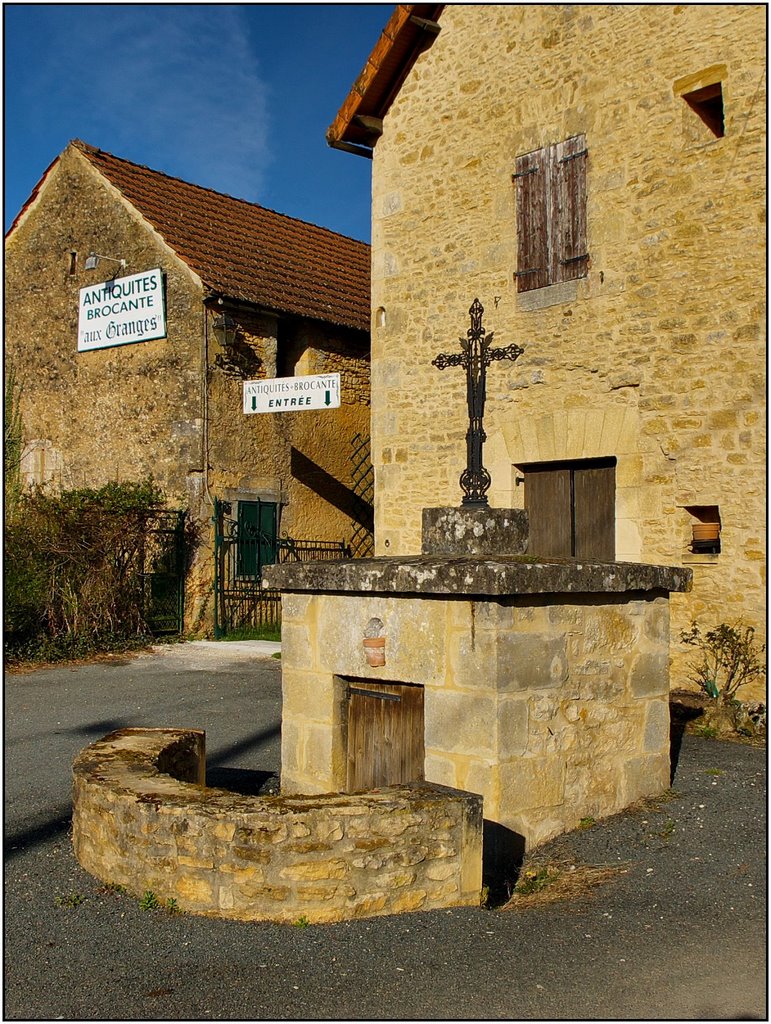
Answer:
[
  {"left": 683, "top": 82, "right": 724, "bottom": 138},
  {"left": 69, "top": 251, "right": 77, "bottom": 275},
  {"left": 686, "top": 505, "right": 721, "bottom": 554}
]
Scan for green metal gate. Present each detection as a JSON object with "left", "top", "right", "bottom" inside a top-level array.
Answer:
[
  {"left": 140, "top": 510, "right": 186, "bottom": 635},
  {"left": 213, "top": 498, "right": 350, "bottom": 638}
]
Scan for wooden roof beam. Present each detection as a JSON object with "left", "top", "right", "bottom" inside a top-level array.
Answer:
[
  {"left": 408, "top": 15, "right": 441, "bottom": 34},
  {"left": 328, "top": 140, "right": 374, "bottom": 160},
  {"left": 327, "top": 4, "right": 444, "bottom": 153},
  {"left": 353, "top": 115, "right": 384, "bottom": 136}
]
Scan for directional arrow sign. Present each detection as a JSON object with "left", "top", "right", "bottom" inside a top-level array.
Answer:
[{"left": 243, "top": 373, "right": 341, "bottom": 414}]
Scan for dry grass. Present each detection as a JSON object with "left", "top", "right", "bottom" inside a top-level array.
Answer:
[
  {"left": 624, "top": 789, "right": 681, "bottom": 815},
  {"left": 501, "top": 859, "right": 630, "bottom": 910},
  {"left": 5, "top": 647, "right": 147, "bottom": 674}
]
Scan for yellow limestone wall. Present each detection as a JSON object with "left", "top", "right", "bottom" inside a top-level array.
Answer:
[
  {"left": 5, "top": 144, "right": 371, "bottom": 633},
  {"left": 279, "top": 588, "right": 673, "bottom": 851},
  {"left": 72, "top": 728, "right": 483, "bottom": 923},
  {"left": 367, "top": 4, "right": 766, "bottom": 693}
]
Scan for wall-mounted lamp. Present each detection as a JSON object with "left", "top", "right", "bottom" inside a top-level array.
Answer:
[
  {"left": 84, "top": 252, "right": 127, "bottom": 273},
  {"left": 212, "top": 313, "right": 237, "bottom": 346}
]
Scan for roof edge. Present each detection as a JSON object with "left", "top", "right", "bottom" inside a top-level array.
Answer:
[
  {"left": 327, "top": 4, "right": 444, "bottom": 153},
  {"left": 5, "top": 149, "right": 66, "bottom": 239},
  {"left": 72, "top": 139, "right": 370, "bottom": 249}
]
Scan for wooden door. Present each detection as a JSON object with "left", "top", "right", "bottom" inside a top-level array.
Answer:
[
  {"left": 237, "top": 500, "right": 277, "bottom": 577},
  {"left": 346, "top": 681, "right": 424, "bottom": 793},
  {"left": 524, "top": 465, "right": 572, "bottom": 557},
  {"left": 523, "top": 458, "right": 616, "bottom": 560},
  {"left": 573, "top": 461, "right": 615, "bottom": 560}
]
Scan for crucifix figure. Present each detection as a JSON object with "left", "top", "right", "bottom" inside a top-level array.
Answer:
[{"left": 432, "top": 298, "right": 524, "bottom": 507}]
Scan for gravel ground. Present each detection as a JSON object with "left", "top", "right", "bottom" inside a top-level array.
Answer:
[{"left": 4, "top": 642, "right": 767, "bottom": 1021}]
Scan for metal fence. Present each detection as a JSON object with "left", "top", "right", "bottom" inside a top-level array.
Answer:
[{"left": 213, "top": 498, "right": 350, "bottom": 637}]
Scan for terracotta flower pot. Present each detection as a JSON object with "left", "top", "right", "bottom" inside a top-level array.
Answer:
[
  {"left": 363, "top": 636, "right": 386, "bottom": 667},
  {"left": 692, "top": 523, "right": 720, "bottom": 542}
]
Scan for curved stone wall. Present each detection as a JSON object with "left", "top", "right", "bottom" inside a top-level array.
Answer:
[{"left": 71, "top": 728, "right": 483, "bottom": 923}]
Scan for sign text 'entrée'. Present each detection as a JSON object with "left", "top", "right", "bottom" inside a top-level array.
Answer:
[
  {"left": 78, "top": 268, "right": 166, "bottom": 352},
  {"left": 243, "top": 373, "right": 341, "bottom": 414}
]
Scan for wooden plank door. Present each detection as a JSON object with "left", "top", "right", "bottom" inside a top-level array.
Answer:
[
  {"left": 524, "top": 465, "right": 572, "bottom": 557},
  {"left": 523, "top": 458, "right": 616, "bottom": 559},
  {"left": 573, "top": 462, "right": 615, "bottom": 560},
  {"left": 346, "top": 681, "right": 424, "bottom": 793}
]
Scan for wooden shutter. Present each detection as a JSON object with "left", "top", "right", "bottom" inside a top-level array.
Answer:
[
  {"left": 514, "top": 147, "right": 549, "bottom": 293},
  {"left": 553, "top": 134, "right": 588, "bottom": 284},
  {"left": 524, "top": 465, "right": 572, "bottom": 557},
  {"left": 524, "top": 457, "right": 614, "bottom": 559},
  {"left": 573, "top": 460, "right": 615, "bottom": 560},
  {"left": 258, "top": 501, "right": 278, "bottom": 568}
]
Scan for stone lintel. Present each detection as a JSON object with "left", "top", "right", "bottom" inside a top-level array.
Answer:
[
  {"left": 422, "top": 507, "right": 529, "bottom": 556},
  {"left": 263, "top": 555, "right": 692, "bottom": 597}
]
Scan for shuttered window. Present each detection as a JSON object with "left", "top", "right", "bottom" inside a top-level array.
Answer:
[
  {"left": 522, "top": 457, "right": 615, "bottom": 560},
  {"left": 514, "top": 135, "right": 588, "bottom": 292}
]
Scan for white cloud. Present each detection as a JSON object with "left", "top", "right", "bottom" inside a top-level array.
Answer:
[{"left": 18, "top": 5, "right": 272, "bottom": 200}]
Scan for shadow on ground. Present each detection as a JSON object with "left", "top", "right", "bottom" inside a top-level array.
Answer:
[{"left": 4, "top": 810, "right": 73, "bottom": 860}]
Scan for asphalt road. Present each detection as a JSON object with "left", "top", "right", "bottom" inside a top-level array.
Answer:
[{"left": 4, "top": 641, "right": 767, "bottom": 1021}]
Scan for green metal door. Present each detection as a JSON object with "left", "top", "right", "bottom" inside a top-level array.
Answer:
[{"left": 212, "top": 497, "right": 349, "bottom": 637}]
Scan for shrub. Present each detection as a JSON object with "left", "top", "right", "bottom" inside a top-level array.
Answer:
[
  {"left": 4, "top": 368, "right": 24, "bottom": 519},
  {"left": 680, "top": 621, "right": 766, "bottom": 705},
  {"left": 4, "top": 478, "right": 167, "bottom": 662}
]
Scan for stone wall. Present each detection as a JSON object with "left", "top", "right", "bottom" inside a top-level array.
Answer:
[
  {"left": 269, "top": 556, "right": 689, "bottom": 850},
  {"left": 367, "top": 5, "right": 766, "bottom": 693},
  {"left": 6, "top": 145, "right": 204, "bottom": 505},
  {"left": 206, "top": 304, "right": 371, "bottom": 546},
  {"left": 72, "top": 728, "right": 483, "bottom": 923}
]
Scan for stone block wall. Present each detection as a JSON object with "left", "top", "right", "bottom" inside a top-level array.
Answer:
[
  {"left": 6, "top": 145, "right": 204, "bottom": 505},
  {"left": 367, "top": 5, "right": 766, "bottom": 690},
  {"left": 273, "top": 558, "right": 685, "bottom": 849},
  {"left": 72, "top": 728, "right": 483, "bottom": 923},
  {"left": 206, "top": 303, "right": 371, "bottom": 547}
]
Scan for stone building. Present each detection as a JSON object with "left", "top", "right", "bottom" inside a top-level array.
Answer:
[
  {"left": 327, "top": 3, "right": 766, "bottom": 692},
  {"left": 5, "top": 140, "right": 371, "bottom": 633}
]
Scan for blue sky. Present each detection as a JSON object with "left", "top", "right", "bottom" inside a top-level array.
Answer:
[{"left": 3, "top": 3, "right": 393, "bottom": 240}]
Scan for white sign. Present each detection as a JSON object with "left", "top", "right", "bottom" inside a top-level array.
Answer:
[
  {"left": 243, "top": 373, "right": 341, "bottom": 414},
  {"left": 78, "top": 268, "right": 166, "bottom": 352}
]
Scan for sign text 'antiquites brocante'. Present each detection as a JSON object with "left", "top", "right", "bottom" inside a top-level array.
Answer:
[{"left": 78, "top": 268, "right": 166, "bottom": 352}]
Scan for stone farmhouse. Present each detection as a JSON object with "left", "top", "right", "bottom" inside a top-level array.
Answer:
[
  {"left": 5, "top": 139, "right": 371, "bottom": 634},
  {"left": 327, "top": 3, "right": 766, "bottom": 692}
]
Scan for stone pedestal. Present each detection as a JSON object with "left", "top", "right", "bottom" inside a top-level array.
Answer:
[
  {"left": 264, "top": 555, "right": 691, "bottom": 851},
  {"left": 422, "top": 507, "right": 529, "bottom": 556}
]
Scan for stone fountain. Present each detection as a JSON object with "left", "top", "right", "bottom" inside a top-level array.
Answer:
[{"left": 264, "top": 301, "right": 691, "bottom": 879}]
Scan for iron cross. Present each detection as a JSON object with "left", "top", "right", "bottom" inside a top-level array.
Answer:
[{"left": 432, "top": 298, "right": 524, "bottom": 506}]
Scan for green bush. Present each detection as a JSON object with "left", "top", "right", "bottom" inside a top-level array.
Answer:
[
  {"left": 4, "top": 478, "right": 166, "bottom": 662},
  {"left": 4, "top": 369, "right": 24, "bottom": 520}
]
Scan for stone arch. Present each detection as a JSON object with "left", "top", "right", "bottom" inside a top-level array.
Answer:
[{"left": 489, "top": 403, "right": 645, "bottom": 560}]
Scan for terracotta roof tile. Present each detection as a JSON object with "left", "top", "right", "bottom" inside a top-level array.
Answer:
[{"left": 72, "top": 140, "right": 370, "bottom": 333}]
